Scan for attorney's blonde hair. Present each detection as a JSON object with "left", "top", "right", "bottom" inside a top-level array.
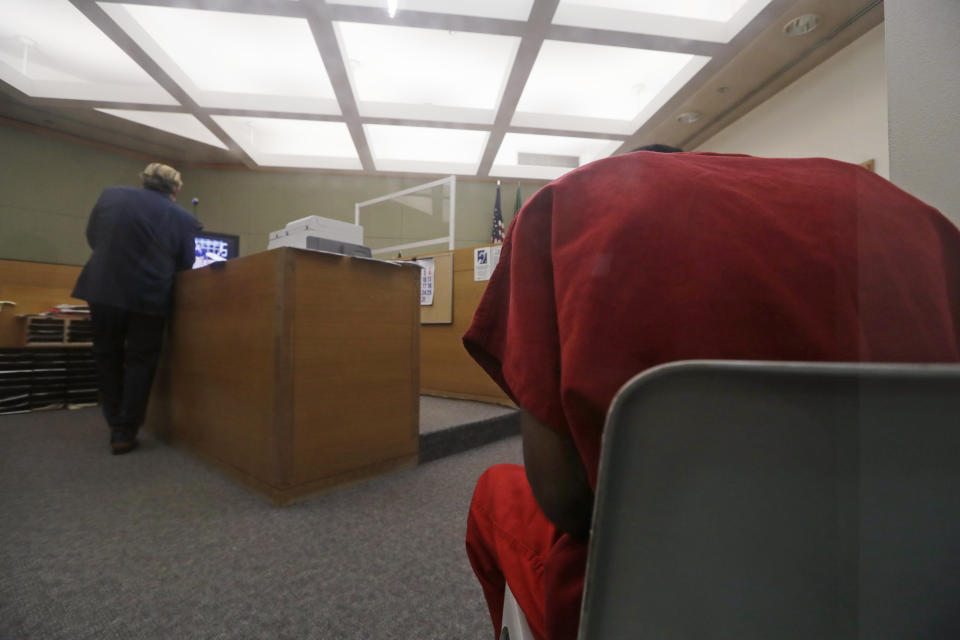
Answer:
[{"left": 140, "top": 162, "right": 182, "bottom": 195}]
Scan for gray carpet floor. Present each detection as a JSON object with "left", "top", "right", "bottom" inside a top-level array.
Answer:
[{"left": 0, "top": 407, "right": 522, "bottom": 640}]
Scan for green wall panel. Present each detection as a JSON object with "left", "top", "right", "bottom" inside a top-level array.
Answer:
[{"left": 0, "top": 123, "right": 542, "bottom": 265}]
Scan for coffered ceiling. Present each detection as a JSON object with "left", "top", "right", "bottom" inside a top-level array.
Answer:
[{"left": 0, "top": 0, "right": 882, "bottom": 179}]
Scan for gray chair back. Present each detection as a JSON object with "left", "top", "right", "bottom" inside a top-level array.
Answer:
[{"left": 578, "top": 361, "right": 960, "bottom": 640}]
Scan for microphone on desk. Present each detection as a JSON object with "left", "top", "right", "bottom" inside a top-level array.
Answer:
[{"left": 190, "top": 197, "right": 199, "bottom": 216}]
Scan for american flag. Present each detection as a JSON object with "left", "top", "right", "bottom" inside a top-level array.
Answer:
[{"left": 491, "top": 183, "right": 505, "bottom": 243}]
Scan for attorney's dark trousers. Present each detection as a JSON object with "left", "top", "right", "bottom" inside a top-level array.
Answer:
[{"left": 89, "top": 304, "right": 166, "bottom": 443}]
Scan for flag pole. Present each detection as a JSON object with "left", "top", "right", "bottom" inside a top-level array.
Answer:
[{"left": 492, "top": 180, "right": 504, "bottom": 244}]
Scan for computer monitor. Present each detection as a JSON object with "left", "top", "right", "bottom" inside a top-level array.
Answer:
[{"left": 193, "top": 231, "right": 239, "bottom": 269}]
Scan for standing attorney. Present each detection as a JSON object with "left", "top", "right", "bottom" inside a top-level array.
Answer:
[{"left": 73, "top": 163, "right": 201, "bottom": 454}]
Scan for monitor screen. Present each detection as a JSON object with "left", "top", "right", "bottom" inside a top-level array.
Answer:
[{"left": 193, "top": 232, "right": 239, "bottom": 269}]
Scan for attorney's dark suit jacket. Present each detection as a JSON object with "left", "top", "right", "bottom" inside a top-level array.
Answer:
[{"left": 72, "top": 186, "right": 201, "bottom": 315}]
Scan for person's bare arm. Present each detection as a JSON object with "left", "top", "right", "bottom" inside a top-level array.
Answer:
[{"left": 521, "top": 411, "right": 594, "bottom": 540}]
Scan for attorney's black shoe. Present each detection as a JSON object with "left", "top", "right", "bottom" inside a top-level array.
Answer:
[{"left": 111, "top": 439, "right": 139, "bottom": 455}]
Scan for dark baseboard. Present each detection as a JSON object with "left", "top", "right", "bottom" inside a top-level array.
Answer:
[{"left": 418, "top": 411, "right": 520, "bottom": 464}]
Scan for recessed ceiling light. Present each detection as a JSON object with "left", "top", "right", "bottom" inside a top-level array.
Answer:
[
  {"left": 326, "top": 0, "right": 535, "bottom": 21},
  {"left": 100, "top": 3, "right": 339, "bottom": 114},
  {"left": 492, "top": 133, "right": 621, "bottom": 180},
  {"left": 97, "top": 109, "right": 228, "bottom": 149},
  {"left": 553, "top": 0, "right": 776, "bottom": 43},
  {"left": 517, "top": 152, "right": 579, "bottom": 168},
  {"left": 514, "top": 39, "right": 709, "bottom": 134},
  {"left": 211, "top": 116, "right": 361, "bottom": 170},
  {"left": 364, "top": 124, "right": 489, "bottom": 174},
  {"left": 783, "top": 14, "right": 821, "bottom": 37},
  {"left": 336, "top": 22, "right": 520, "bottom": 124},
  {"left": 0, "top": 0, "right": 176, "bottom": 104},
  {"left": 676, "top": 111, "right": 701, "bottom": 124}
]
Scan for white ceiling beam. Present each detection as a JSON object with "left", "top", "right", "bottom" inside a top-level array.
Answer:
[
  {"left": 476, "top": 0, "right": 561, "bottom": 177},
  {"left": 67, "top": 0, "right": 257, "bottom": 168},
  {"left": 95, "top": 0, "right": 306, "bottom": 18},
  {"left": 17, "top": 97, "right": 188, "bottom": 112},
  {"left": 545, "top": 25, "right": 723, "bottom": 56},
  {"left": 303, "top": 2, "right": 374, "bottom": 172}
]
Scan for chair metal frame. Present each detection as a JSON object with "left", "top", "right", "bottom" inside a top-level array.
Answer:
[{"left": 501, "top": 583, "right": 534, "bottom": 640}]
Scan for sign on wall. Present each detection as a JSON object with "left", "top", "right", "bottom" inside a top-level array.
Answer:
[
  {"left": 415, "top": 257, "right": 435, "bottom": 306},
  {"left": 473, "top": 245, "right": 502, "bottom": 282}
]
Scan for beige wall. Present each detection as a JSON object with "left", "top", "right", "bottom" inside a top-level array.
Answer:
[
  {"left": 0, "top": 123, "right": 542, "bottom": 266},
  {"left": 184, "top": 168, "right": 536, "bottom": 259},
  {"left": 697, "top": 24, "right": 889, "bottom": 178},
  {"left": 885, "top": 0, "right": 960, "bottom": 227},
  {"left": 0, "top": 126, "right": 145, "bottom": 266}
]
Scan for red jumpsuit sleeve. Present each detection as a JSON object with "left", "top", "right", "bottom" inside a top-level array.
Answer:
[{"left": 463, "top": 185, "right": 570, "bottom": 435}]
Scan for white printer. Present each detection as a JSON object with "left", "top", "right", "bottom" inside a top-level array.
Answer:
[{"left": 267, "top": 215, "right": 365, "bottom": 253}]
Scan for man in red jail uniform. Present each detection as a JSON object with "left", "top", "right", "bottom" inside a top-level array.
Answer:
[{"left": 462, "top": 148, "right": 960, "bottom": 640}]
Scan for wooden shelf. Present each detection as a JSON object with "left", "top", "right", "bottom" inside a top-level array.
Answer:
[
  {"left": 18, "top": 314, "right": 92, "bottom": 347},
  {"left": 0, "top": 347, "right": 98, "bottom": 414}
]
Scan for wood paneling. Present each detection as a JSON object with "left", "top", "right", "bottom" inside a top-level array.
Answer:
[
  {"left": 146, "top": 248, "right": 420, "bottom": 504},
  {"left": 290, "top": 250, "right": 420, "bottom": 485},
  {"left": 149, "top": 250, "right": 281, "bottom": 484},
  {"left": 415, "top": 245, "right": 514, "bottom": 406},
  {"left": 0, "top": 260, "right": 84, "bottom": 347}
]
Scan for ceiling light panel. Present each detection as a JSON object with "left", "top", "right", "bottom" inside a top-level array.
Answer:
[
  {"left": 364, "top": 125, "right": 489, "bottom": 174},
  {"left": 99, "top": 3, "right": 339, "bottom": 115},
  {"left": 492, "top": 133, "right": 621, "bottom": 180},
  {"left": 553, "top": 0, "right": 774, "bottom": 43},
  {"left": 336, "top": 22, "right": 519, "bottom": 124},
  {"left": 0, "top": 0, "right": 176, "bottom": 104},
  {"left": 514, "top": 40, "right": 709, "bottom": 134},
  {"left": 326, "top": 0, "right": 535, "bottom": 21},
  {"left": 212, "top": 116, "right": 360, "bottom": 169},
  {"left": 96, "top": 109, "right": 228, "bottom": 149}
]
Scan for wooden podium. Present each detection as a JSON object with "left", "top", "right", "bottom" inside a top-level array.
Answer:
[{"left": 146, "top": 248, "right": 421, "bottom": 505}]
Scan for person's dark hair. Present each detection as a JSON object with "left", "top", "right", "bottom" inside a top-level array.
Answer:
[{"left": 632, "top": 144, "right": 684, "bottom": 153}]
